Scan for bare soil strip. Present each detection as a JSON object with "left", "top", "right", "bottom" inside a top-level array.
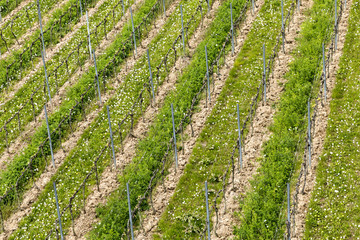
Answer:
[
  {"left": 1, "top": 0, "right": 115, "bottom": 103},
  {"left": 0, "top": 0, "right": 36, "bottom": 28},
  {"left": 0, "top": 0, "right": 180, "bottom": 238},
  {"left": 130, "top": 1, "right": 266, "bottom": 239},
  {"left": 0, "top": 0, "right": 145, "bottom": 171},
  {"left": 0, "top": 0, "right": 69, "bottom": 59},
  {"left": 66, "top": 2, "right": 224, "bottom": 239},
  {"left": 209, "top": 0, "right": 313, "bottom": 239},
  {"left": 292, "top": 1, "right": 352, "bottom": 238}
]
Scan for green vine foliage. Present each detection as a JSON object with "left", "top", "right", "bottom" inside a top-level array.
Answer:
[
  {"left": 235, "top": 0, "right": 337, "bottom": 238},
  {"left": 305, "top": 0, "right": 360, "bottom": 238}
]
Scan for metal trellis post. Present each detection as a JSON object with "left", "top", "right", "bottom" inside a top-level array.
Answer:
[
  {"left": 205, "top": 181, "right": 211, "bottom": 240},
  {"left": 37, "top": 0, "right": 46, "bottom": 58},
  {"left": 53, "top": 182, "right": 64, "bottom": 240},
  {"left": 127, "top": 182, "right": 135, "bottom": 240},
  {"left": 86, "top": 11, "right": 92, "bottom": 60}
]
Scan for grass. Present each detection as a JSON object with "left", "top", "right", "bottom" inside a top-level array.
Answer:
[
  {"left": 86, "top": 0, "right": 278, "bottom": 238},
  {"left": 234, "top": 0, "right": 338, "bottom": 238},
  {"left": 0, "top": 0, "right": 73, "bottom": 55},
  {"left": 0, "top": 0, "right": 134, "bottom": 155},
  {"left": 0, "top": 0, "right": 155, "bottom": 224},
  {"left": 8, "top": 0, "right": 209, "bottom": 237},
  {"left": 0, "top": 0, "right": 98, "bottom": 93},
  {"left": 304, "top": 0, "right": 360, "bottom": 238},
  {"left": 0, "top": 0, "right": 26, "bottom": 17},
  {"left": 149, "top": 0, "right": 293, "bottom": 238}
]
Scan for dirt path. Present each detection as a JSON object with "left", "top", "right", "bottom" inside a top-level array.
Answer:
[
  {"left": 66, "top": 1, "right": 224, "bottom": 239},
  {"left": 208, "top": 0, "right": 313, "bottom": 239},
  {"left": 0, "top": 0, "right": 182, "bottom": 238},
  {"left": 291, "top": 0, "right": 352, "bottom": 238},
  {"left": 0, "top": 0, "right": 111, "bottom": 103},
  {"left": 0, "top": 0, "right": 146, "bottom": 171},
  {"left": 0, "top": 0, "right": 35, "bottom": 28},
  {"left": 132, "top": 1, "right": 267, "bottom": 239},
  {"left": 0, "top": 0, "right": 69, "bottom": 59}
]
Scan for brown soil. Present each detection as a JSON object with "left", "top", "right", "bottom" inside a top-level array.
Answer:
[
  {"left": 65, "top": 2, "right": 224, "bottom": 239},
  {"left": 0, "top": 0, "right": 182, "bottom": 238},
  {"left": 0, "top": 0, "right": 146, "bottom": 171},
  {"left": 291, "top": 0, "right": 352, "bottom": 239},
  {"left": 209, "top": 1, "right": 313, "bottom": 239},
  {"left": 0, "top": 0, "right": 110, "bottom": 103},
  {"left": 0, "top": 0, "right": 35, "bottom": 28},
  {"left": 0, "top": 0, "right": 69, "bottom": 60},
  {"left": 133, "top": 1, "right": 267, "bottom": 239}
]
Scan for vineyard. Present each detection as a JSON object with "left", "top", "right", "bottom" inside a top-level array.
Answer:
[{"left": 0, "top": 0, "right": 359, "bottom": 238}]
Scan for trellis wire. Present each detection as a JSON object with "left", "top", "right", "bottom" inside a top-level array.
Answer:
[
  {"left": 288, "top": 2, "right": 344, "bottom": 238},
  {"left": 0, "top": 0, "right": 24, "bottom": 19},
  {"left": 1, "top": 0, "right": 99, "bottom": 88},
  {"left": 0, "top": 0, "right": 97, "bottom": 56},
  {"left": 5, "top": 0, "right": 209, "bottom": 236},
  {"left": 0, "top": 2, "right": 36, "bottom": 51},
  {"left": 0, "top": 0, "right": 168, "bottom": 227},
  {"left": 195, "top": 1, "right": 297, "bottom": 237}
]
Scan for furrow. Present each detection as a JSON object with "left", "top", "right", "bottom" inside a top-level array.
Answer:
[
  {"left": 292, "top": 0, "right": 352, "bottom": 238},
  {"left": 0, "top": 0, "right": 175, "bottom": 237},
  {"left": 0, "top": 0, "right": 107, "bottom": 106},
  {"left": 0, "top": 0, "right": 69, "bottom": 56},
  {"left": 134, "top": 1, "right": 264, "bottom": 239},
  {"left": 5, "top": 0, "right": 210, "bottom": 237},
  {"left": 0, "top": 0, "right": 143, "bottom": 170},
  {"left": 66, "top": 2, "right": 218, "bottom": 237},
  {"left": 211, "top": 0, "right": 312, "bottom": 238},
  {"left": 0, "top": 0, "right": 33, "bottom": 26}
]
